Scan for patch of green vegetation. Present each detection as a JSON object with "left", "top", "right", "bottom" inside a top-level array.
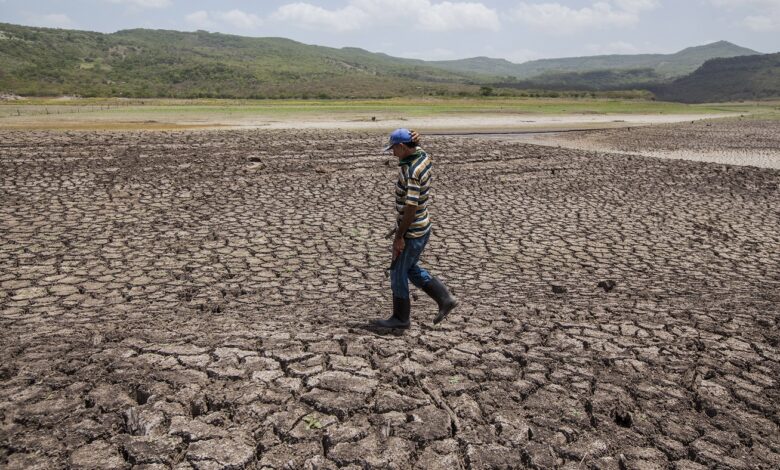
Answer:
[{"left": 302, "top": 415, "right": 323, "bottom": 430}]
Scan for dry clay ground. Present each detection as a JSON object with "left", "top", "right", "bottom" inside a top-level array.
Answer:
[{"left": 1, "top": 122, "right": 779, "bottom": 469}]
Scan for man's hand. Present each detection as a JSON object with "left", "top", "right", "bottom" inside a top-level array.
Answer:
[
  {"left": 393, "top": 236, "right": 405, "bottom": 260},
  {"left": 410, "top": 129, "right": 421, "bottom": 145}
]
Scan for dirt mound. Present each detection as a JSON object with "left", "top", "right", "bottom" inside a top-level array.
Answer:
[{"left": 0, "top": 92, "right": 22, "bottom": 101}]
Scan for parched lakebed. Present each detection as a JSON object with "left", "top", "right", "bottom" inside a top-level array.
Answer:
[{"left": 1, "top": 128, "right": 779, "bottom": 469}]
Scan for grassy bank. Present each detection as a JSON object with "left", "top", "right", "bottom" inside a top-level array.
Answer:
[{"left": 2, "top": 96, "right": 772, "bottom": 116}]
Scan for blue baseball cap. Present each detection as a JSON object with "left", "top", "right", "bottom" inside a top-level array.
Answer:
[{"left": 383, "top": 128, "right": 413, "bottom": 151}]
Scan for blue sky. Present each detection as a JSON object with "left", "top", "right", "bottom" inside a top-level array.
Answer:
[{"left": 1, "top": 1, "right": 778, "bottom": 62}]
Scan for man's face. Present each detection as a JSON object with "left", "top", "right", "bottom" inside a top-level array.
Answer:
[{"left": 392, "top": 143, "right": 413, "bottom": 159}]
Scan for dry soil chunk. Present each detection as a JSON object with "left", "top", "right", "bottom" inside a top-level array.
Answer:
[
  {"left": 122, "top": 435, "right": 182, "bottom": 465},
  {"left": 11, "top": 286, "right": 47, "bottom": 301},
  {"left": 329, "top": 433, "right": 414, "bottom": 468},
  {"left": 5, "top": 453, "right": 52, "bottom": 470},
  {"left": 88, "top": 383, "right": 135, "bottom": 412},
  {"left": 258, "top": 441, "right": 322, "bottom": 468},
  {"left": 169, "top": 415, "right": 227, "bottom": 441},
  {"left": 301, "top": 388, "right": 367, "bottom": 418},
  {"left": 415, "top": 439, "right": 463, "bottom": 469},
  {"left": 186, "top": 438, "right": 256, "bottom": 469},
  {"left": 398, "top": 405, "right": 452, "bottom": 442},
  {"left": 306, "top": 371, "right": 378, "bottom": 395},
  {"left": 674, "top": 461, "right": 708, "bottom": 470},
  {"left": 70, "top": 440, "right": 126, "bottom": 469},
  {"left": 374, "top": 390, "right": 428, "bottom": 413},
  {"left": 156, "top": 344, "right": 209, "bottom": 356},
  {"left": 466, "top": 443, "right": 525, "bottom": 469}
]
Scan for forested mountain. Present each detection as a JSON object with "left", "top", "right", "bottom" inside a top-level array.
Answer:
[
  {"left": 0, "top": 23, "right": 482, "bottom": 98},
  {"left": 494, "top": 69, "right": 663, "bottom": 92},
  {"left": 428, "top": 41, "right": 760, "bottom": 79},
  {"left": 653, "top": 53, "right": 780, "bottom": 103}
]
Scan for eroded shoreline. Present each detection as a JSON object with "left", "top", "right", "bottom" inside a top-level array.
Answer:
[{"left": 491, "top": 119, "right": 780, "bottom": 169}]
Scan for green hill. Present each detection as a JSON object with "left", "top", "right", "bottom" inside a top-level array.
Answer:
[
  {"left": 429, "top": 41, "right": 760, "bottom": 79},
  {"left": 1, "top": 22, "right": 773, "bottom": 102},
  {"left": 426, "top": 56, "right": 527, "bottom": 78},
  {"left": 653, "top": 53, "right": 780, "bottom": 103},
  {"left": 493, "top": 68, "right": 663, "bottom": 91},
  {"left": 0, "top": 23, "right": 484, "bottom": 98}
]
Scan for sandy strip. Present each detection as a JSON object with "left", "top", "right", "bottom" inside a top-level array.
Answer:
[
  {"left": 245, "top": 113, "right": 732, "bottom": 132},
  {"left": 496, "top": 130, "right": 780, "bottom": 170},
  {"left": 641, "top": 149, "right": 780, "bottom": 170},
  {"left": 0, "top": 112, "right": 732, "bottom": 132}
]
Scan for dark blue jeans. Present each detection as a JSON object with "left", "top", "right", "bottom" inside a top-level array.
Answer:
[{"left": 390, "top": 230, "right": 432, "bottom": 299}]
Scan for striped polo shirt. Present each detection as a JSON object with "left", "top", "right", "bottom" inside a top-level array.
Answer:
[{"left": 395, "top": 148, "right": 432, "bottom": 239}]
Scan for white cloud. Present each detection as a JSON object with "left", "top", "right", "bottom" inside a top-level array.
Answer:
[
  {"left": 709, "top": 0, "right": 780, "bottom": 32},
  {"left": 585, "top": 41, "right": 641, "bottom": 54},
  {"left": 28, "top": 13, "right": 75, "bottom": 29},
  {"left": 743, "top": 14, "right": 780, "bottom": 31},
  {"left": 405, "top": 48, "right": 458, "bottom": 60},
  {"left": 217, "top": 9, "right": 263, "bottom": 30},
  {"left": 503, "top": 49, "right": 540, "bottom": 63},
  {"left": 709, "top": 0, "right": 780, "bottom": 7},
  {"left": 271, "top": 0, "right": 500, "bottom": 32},
  {"left": 185, "top": 9, "right": 263, "bottom": 31},
  {"left": 417, "top": 2, "right": 500, "bottom": 31},
  {"left": 611, "top": 0, "right": 659, "bottom": 12},
  {"left": 510, "top": 1, "right": 658, "bottom": 34},
  {"left": 272, "top": 3, "right": 369, "bottom": 32},
  {"left": 185, "top": 11, "right": 216, "bottom": 29},
  {"left": 480, "top": 44, "right": 540, "bottom": 63},
  {"left": 105, "top": 0, "right": 172, "bottom": 8}
]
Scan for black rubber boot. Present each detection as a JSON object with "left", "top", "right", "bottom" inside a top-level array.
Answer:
[
  {"left": 375, "top": 296, "right": 411, "bottom": 329},
  {"left": 422, "top": 277, "right": 458, "bottom": 325}
]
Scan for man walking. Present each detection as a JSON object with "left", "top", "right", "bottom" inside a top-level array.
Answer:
[{"left": 375, "top": 128, "right": 458, "bottom": 329}]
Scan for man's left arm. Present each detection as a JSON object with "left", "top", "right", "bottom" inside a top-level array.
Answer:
[
  {"left": 393, "top": 176, "right": 421, "bottom": 258},
  {"left": 393, "top": 204, "right": 417, "bottom": 258}
]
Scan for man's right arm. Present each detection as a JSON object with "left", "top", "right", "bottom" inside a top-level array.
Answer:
[{"left": 410, "top": 129, "right": 421, "bottom": 145}]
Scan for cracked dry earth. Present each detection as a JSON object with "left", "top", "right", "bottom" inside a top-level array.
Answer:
[{"left": 1, "top": 128, "right": 779, "bottom": 470}]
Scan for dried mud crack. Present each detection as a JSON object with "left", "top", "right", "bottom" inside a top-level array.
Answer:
[{"left": 1, "top": 126, "right": 779, "bottom": 469}]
